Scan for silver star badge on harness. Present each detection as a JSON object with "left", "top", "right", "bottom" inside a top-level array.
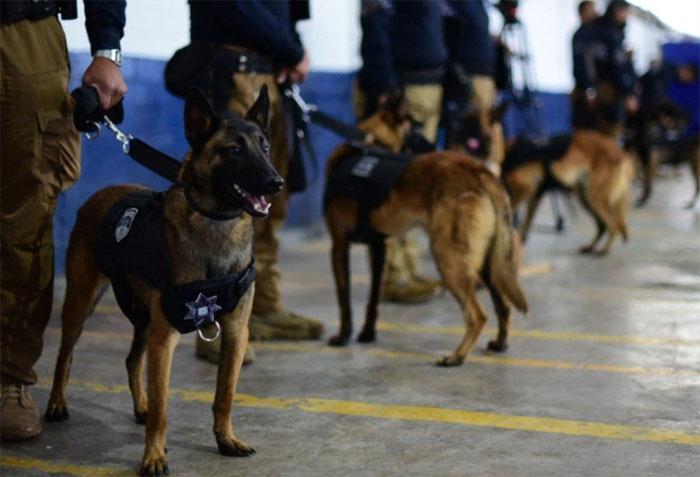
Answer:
[{"left": 184, "top": 293, "right": 222, "bottom": 328}]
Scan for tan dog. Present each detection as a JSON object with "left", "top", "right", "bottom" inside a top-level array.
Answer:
[
  {"left": 45, "top": 87, "right": 283, "bottom": 475},
  {"left": 324, "top": 99, "right": 528, "bottom": 366},
  {"left": 504, "top": 130, "right": 634, "bottom": 255}
]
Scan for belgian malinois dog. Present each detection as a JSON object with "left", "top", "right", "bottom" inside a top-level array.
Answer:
[
  {"left": 324, "top": 99, "right": 528, "bottom": 366},
  {"left": 45, "top": 87, "right": 283, "bottom": 475},
  {"left": 503, "top": 130, "right": 634, "bottom": 255}
]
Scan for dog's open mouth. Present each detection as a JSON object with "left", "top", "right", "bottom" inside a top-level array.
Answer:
[{"left": 230, "top": 183, "right": 271, "bottom": 217}]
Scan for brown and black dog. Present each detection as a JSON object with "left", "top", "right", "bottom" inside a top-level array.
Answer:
[
  {"left": 503, "top": 130, "right": 634, "bottom": 255},
  {"left": 45, "top": 87, "right": 282, "bottom": 475},
  {"left": 324, "top": 99, "right": 527, "bottom": 366}
]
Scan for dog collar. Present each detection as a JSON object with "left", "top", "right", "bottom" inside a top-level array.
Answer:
[{"left": 184, "top": 188, "right": 241, "bottom": 221}]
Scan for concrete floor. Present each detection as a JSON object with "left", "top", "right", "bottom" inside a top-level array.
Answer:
[{"left": 2, "top": 172, "right": 699, "bottom": 476}]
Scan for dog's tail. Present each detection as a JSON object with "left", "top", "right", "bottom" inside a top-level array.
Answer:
[{"left": 484, "top": 179, "right": 529, "bottom": 313}]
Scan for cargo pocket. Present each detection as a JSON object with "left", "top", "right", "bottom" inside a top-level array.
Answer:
[{"left": 36, "top": 103, "right": 81, "bottom": 200}]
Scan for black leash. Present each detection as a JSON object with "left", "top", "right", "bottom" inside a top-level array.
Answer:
[{"left": 284, "top": 85, "right": 368, "bottom": 143}]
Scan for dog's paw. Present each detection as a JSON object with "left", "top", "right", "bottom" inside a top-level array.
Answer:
[
  {"left": 139, "top": 454, "right": 169, "bottom": 476},
  {"left": 328, "top": 333, "right": 351, "bottom": 347},
  {"left": 45, "top": 403, "right": 69, "bottom": 422},
  {"left": 436, "top": 355, "right": 464, "bottom": 367},
  {"left": 578, "top": 245, "right": 596, "bottom": 255},
  {"left": 357, "top": 328, "right": 376, "bottom": 343},
  {"left": 134, "top": 410, "right": 147, "bottom": 425},
  {"left": 487, "top": 340, "right": 509, "bottom": 353},
  {"left": 594, "top": 249, "right": 610, "bottom": 258},
  {"left": 217, "top": 436, "right": 256, "bottom": 457}
]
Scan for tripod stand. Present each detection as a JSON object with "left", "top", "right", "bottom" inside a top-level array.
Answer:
[{"left": 496, "top": 0, "right": 572, "bottom": 232}]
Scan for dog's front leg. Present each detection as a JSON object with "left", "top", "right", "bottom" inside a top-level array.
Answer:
[
  {"left": 213, "top": 289, "right": 255, "bottom": 457},
  {"left": 140, "top": 296, "right": 180, "bottom": 477}
]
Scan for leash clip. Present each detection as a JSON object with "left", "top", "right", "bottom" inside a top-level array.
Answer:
[
  {"left": 104, "top": 115, "right": 133, "bottom": 154},
  {"left": 83, "top": 122, "right": 102, "bottom": 140},
  {"left": 285, "top": 84, "right": 317, "bottom": 122}
]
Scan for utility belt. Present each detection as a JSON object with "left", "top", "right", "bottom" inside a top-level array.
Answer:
[
  {"left": 164, "top": 43, "right": 273, "bottom": 99},
  {"left": 398, "top": 66, "right": 446, "bottom": 85},
  {"left": 0, "top": 0, "right": 76, "bottom": 24}
]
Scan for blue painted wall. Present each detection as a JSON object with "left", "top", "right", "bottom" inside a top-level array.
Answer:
[{"left": 55, "top": 53, "right": 571, "bottom": 270}]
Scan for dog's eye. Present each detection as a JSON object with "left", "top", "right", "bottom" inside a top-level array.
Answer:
[
  {"left": 226, "top": 146, "right": 242, "bottom": 156},
  {"left": 260, "top": 138, "right": 270, "bottom": 153}
]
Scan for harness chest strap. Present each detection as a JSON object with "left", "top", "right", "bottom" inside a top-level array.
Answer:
[{"left": 95, "top": 190, "right": 255, "bottom": 335}]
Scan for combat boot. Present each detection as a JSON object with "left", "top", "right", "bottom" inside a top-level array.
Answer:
[
  {"left": 0, "top": 380, "right": 41, "bottom": 441},
  {"left": 248, "top": 310, "right": 324, "bottom": 341}
]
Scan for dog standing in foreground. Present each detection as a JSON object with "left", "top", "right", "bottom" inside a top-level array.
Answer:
[
  {"left": 503, "top": 130, "right": 634, "bottom": 255},
  {"left": 324, "top": 100, "right": 528, "bottom": 366},
  {"left": 45, "top": 87, "right": 282, "bottom": 475}
]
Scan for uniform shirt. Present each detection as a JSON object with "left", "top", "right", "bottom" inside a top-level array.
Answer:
[
  {"left": 189, "top": 0, "right": 307, "bottom": 67},
  {"left": 446, "top": 0, "right": 494, "bottom": 76},
  {"left": 392, "top": 0, "right": 447, "bottom": 73},
  {"left": 358, "top": 0, "right": 397, "bottom": 96},
  {"left": 83, "top": 0, "right": 126, "bottom": 53},
  {"left": 573, "top": 16, "right": 636, "bottom": 94}
]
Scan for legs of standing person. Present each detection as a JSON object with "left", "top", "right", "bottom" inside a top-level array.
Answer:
[
  {"left": 381, "top": 83, "right": 442, "bottom": 303},
  {"left": 470, "top": 75, "right": 504, "bottom": 176},
  {"left": 1, "top": 17, "right": 81, "bottom": 440}
]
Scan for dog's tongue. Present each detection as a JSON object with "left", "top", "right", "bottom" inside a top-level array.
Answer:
[{"left": 241, "top": 189, "right": 270, "bottom": 215}]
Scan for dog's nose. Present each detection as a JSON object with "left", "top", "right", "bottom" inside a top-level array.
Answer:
[{"left": 266, "top": 176, "right": 285, "bottom": 194}]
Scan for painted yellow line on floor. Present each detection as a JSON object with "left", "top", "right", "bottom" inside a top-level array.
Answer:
[
  {"left": 376, "top": 321, "right": 700, "bottom": 347},
  {"left": 55, "top": 303, "right": 699, "bottom": 348},
  {"left": 40, "top": 379, "right": 700, "bottom": 447},
  {"left": 44, "top": 328, "right": 698, "bottom": 377},
  {"left": 0, "top": 455, "right": 132, "bottom": 477}
]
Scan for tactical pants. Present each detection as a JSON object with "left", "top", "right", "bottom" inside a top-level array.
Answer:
[
  {"left": 1, "top": 17, "right": 81, "bottom": 384},
  {"left": 470, "top": 75, "right": 505, "bottom": 171},
  {"left": 389, "top": 83, "right": 443, "bottom": 285},
  {"left": 221, "top": 69, "right": 289, "bottom": 315}
]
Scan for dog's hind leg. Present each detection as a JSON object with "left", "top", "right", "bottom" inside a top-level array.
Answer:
[
  {"left": 328, "top": 234, "right": 353, "bottom": 346},
  {"left": 140, "top": 296, "right": 179, "bottom": 477},
  {"left": 126, "top": 326, "right": 148, "bottom": 424},
  {"left": 213, "top": 290, "right": 255, "bottom": 457},
  {"left": 635, "top": 146, "right": 655, "bottom": 207},
  {"left": 358, "top": 237, "right": 387, "bottom": 343},
  {"left": 519, "top": 186, "right": 545, "bottom": 243},
  {"left": 46, "top": 243, "right": 108, "bottom": 422},
  {"left": 577, "top": 185, "right": 607, "bottom": 254},
  {"left": 436, "top": 280, "right": 487, "bottom": 367},
  {"left": 586, "top": 191, "right": 621, "bottom": 256},
  {"left": 485, "top": 284, "right": 511, "bottom": 353}
]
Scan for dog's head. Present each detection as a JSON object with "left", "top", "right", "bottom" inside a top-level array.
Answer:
[
  {"left": 180, "top": 86, "right": 283, "bottom": 218},
  {"left": 358, "top": 90, "right": 414, "bottom": 153},
  {"left": 448, "top": 103, "right": 509, "bottom": 160}
]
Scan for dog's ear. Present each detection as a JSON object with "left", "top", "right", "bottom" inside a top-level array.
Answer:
[
  {"left": 184, "top": 88, "right": 220, "bottom": 150},
  {"left": 245, "top": 85, "right": 270, "bottom": 135},
  {"left": 380, "top": 88, "right": 408, "bottom": 124},
  {"left": 490, "top": 101, "right": 510, "bottom": 124}
]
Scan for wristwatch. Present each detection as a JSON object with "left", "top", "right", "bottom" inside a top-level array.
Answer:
[
  {"left": 585, "top": 87, "right": 597, "bottom": 101},
  {"left": 93, "top": 49, "right": 122, "bottom": 67}
]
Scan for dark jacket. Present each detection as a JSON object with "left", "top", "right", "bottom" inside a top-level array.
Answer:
[
  {"left": 83, "top": 0, "right": 126, "bottom": 52},
  {"left": 189, "top": 0, "right": 308, "bottom": 67},
  {"left": 446, "top": 0, "right": 494, "bottom": 76},
  {"left": 357, "top": 0, "right": 397, "bottom": 96},
  {"left": 392, "top": 0, "right": 447, "bottom": 77},
  {"left": 573, "top": 16, "right": 636, "bottom": 94}
]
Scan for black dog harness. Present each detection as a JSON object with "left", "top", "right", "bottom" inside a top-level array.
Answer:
[
  {"left": 324, "top": 144, "right": 413, "bottom": 243},
  {"left": 95, "top": 190, "right": 255, "bottom": 334},
  {"left": 503, "top": 135, "right": 573, "bottom": 192}
]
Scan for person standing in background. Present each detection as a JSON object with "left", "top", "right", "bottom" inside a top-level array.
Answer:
[
  {"left": 1, "top": 0, "right": 127, "bottom": 441},
  {"left": 187, "top": 0, "right": 323, "bottom": 366},
  {"left": 445, "top": 0, "right": 504, "bottom": 175},
  {"left": 354, "top": 0, "right": 446, "bottom": 304}
]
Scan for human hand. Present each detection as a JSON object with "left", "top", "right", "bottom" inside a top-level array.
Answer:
[
  {"left": 289, "top": 51, "right": 310, "bottom": 84},
  {"left": 624, "top": 95, "right": 639, "bottom": 114},
  {"left": 82, "top": 57, "right": 127, "bottom": 110}
]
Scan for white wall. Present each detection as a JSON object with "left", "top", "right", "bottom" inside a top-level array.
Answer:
[{"left": 62, "top": 0, "right": 673, "bottom": 92}]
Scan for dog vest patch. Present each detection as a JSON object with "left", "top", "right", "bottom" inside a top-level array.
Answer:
[
  {"left": 95, "top": 189, "right": 255, "bottom": 333},
  {"left": 324, "top": 146, "right": 413, "bottom": 242}
]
